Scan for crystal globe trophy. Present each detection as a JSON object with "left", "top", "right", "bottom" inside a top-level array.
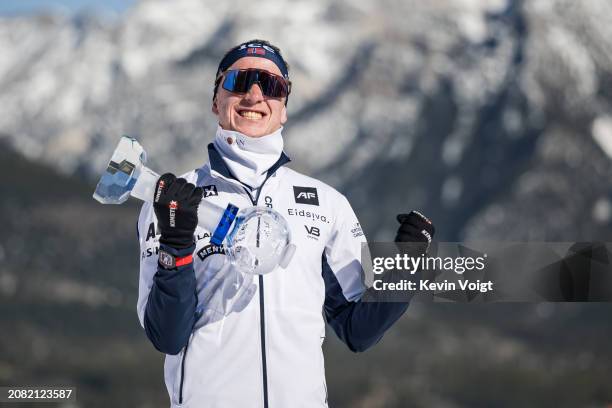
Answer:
[{"left": 93, "top": 136, "right": 295, "bottom": 274}]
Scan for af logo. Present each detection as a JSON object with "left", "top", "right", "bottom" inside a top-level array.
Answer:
[
  {"left": 202, "top": 185, "right": 218, "bottom": 198},
  {"left": 293, "top": 186, "right": 319, "bottom": 206}
]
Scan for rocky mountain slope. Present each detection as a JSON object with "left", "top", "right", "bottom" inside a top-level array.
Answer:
[
  {"left": 0, "top": 0, "right": 611, "bottom": 240},
  {"left": 1, "top": 1, "right": 612, "bottom": 406}
]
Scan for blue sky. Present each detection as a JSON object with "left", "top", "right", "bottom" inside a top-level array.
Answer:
[{"left": 0, "top": 0, "right": 135, "bottom": 16}]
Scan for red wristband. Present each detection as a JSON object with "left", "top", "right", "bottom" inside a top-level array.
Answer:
[{"left": 175, "top": 254, "right": 193, "bottom": 267}]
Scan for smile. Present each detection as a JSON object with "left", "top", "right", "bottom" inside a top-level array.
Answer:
[{"left": 237, "top": 110, "right": 265, "bottom": 120}]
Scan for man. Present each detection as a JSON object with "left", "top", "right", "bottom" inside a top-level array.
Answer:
[{"left": 137, "top": 39, "right": 435, "bottom": 407}]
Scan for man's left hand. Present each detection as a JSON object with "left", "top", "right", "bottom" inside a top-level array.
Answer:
[{"left": 395, "top": 211, "right": 435, "bottom": 247}]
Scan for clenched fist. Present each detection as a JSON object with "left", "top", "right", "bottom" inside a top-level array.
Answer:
[
  {"left": 153, "top": 173, "right": 203, "bottom": 249},
  {"left": 395, "top": 211, "right": 435, "bottom": 253}
]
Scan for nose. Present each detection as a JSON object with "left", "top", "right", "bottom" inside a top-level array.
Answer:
[{"left": 244, "top": 82, "right": 264, "bottom": 103}]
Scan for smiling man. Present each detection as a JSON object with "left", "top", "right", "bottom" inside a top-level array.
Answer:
[
  {"left": 136, "top": 39, "right": 435, "bottom": 408},
  {"left": 212, "top": 53, "right": 288, "bottom": 137}
]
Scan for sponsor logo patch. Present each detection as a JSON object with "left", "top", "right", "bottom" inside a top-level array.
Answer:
[
  {"left": 287, "top": 208, "right": 331, "bottom": 224},
  {"left": 202, "top": 185, "right": 218, "bottom": 198},
  {"left": 197, "top": 244, "right": 226, "bottom": 261},
  {"left": 196, "top": 232, "right": 211, "bottom": 241},
  {"left": 264, "top": 196, "right": 273, "bottom": 208},
  {"left": 141, "top": 245, "right": 159, "bottom": 260},
  {"left": 351, "top": 222, "right": 364, "bottom": 238},
  {"left": 159, "top": 250, "right": 175, "bottom": 269},
  {"left": 145, "top": 222, "right": 157, "bottom": 241},
  {"left": 304, "top": 225, "right": 320, "bottom": 240},
  {"left": 293, "top": 186, "right": 319, "bottom": 206},
  {"left": 169, "top": 200, "right": 178, "bottom": 227},
  {"left": 155, "top": 180, "right": 165, "bottom": 203}
]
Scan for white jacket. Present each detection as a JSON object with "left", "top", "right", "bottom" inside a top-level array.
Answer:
[{"left": 137, "top": 144, "right": 407, "bottom": 407}]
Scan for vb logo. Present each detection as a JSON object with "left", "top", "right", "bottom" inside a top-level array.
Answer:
[{"left": 304, "top": 225, "right": 320, "bottom": 237}]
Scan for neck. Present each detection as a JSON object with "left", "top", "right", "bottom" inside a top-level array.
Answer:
[{"left": 213, "top": 125, "right": 284, "bottom": 189}]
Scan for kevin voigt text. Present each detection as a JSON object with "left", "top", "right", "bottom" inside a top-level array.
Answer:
[{"left": 373, "top": 279, "right": 495, "bottom": 293}]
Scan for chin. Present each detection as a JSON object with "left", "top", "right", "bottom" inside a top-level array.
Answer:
[
  {"left": 233, "top": 122, "right": 269, "bottom": 138},
  {"left": 241, "top": 129, "right": 268, "bottom": 138}
]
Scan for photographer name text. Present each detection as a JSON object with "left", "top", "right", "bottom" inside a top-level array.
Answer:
[
  {"left": 372, "top": 279, "right": 494, "bottom": 293},
  {"left": 371, "top": 254, "right": 494, "bottom": 293}
]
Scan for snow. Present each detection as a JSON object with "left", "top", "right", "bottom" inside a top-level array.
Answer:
[
  {"left": 592, "top": 116, "right": 612, "bottom": 159},
  {"left": 592, "top": 198, "right": 611, "bottom": 223}
]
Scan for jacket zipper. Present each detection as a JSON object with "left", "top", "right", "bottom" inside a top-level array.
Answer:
[
  {"left": 258, "top": 273, "right": 269, "bottom": 408},
  {"left": 243, "top": 186, "right": 270, "bottom": 408},
  {"left": 241, "top": 171, "right": 290, "bottom": 408},
  {"left": 177, "top": 181, "right": 272, "bottom": 407},
  {"left": 203, "top": 145, "right": 289, "bottom": 408}
]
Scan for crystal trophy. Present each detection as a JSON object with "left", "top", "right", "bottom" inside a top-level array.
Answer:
[{"left": 93, "top": 136, "right": 295, "bottom": 274}]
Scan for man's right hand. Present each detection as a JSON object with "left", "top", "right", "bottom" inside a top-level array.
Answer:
[{"left": 153, "top": 173, "right": 203, "bottom": 250}]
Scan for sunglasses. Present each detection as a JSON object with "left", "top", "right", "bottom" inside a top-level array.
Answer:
[{"left": 219, "top": 69, "right": 291, "bottom": 99}]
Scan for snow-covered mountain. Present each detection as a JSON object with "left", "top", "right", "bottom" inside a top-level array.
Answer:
[
  {"left": 2, "top": 3, "right": 612, "bottom": 406},
  {"left": 1, "top": 0, "right": 611, "bottom": 240}
]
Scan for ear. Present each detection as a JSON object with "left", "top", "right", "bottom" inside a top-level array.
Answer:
[
  {"left": 280, "top": 104, "right": 288, "bottom": 125},
  {"left": 212, "top": 98, "right": 219, "bottom": 115}
]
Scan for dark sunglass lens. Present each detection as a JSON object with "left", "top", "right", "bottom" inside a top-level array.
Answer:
[
  {"left": 274, "top": 79, "right": 288, "bottom": 98},
  {"left": 258, "top": 71, "right": 287, "bottom": 98},
  {"left": 222, "top": 69, "right": 288, "bottom": 97},
  {"left": 234, "top": 70, "right": 251, "bottom": 92},
  {"left": 257, "top": 72, "right": 275, "bottom": 97},
  {"left": 222, "top": 70, "right": 237, "bottom": 92},
  {"left": 222, "top": 70, "right": 250, "bottom": 93}
]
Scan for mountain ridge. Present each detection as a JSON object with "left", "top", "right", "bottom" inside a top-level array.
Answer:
[{"left": 1, "top": 0, "right": 611, "bottom": 241}]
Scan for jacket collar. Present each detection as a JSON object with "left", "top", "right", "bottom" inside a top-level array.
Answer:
[{"left": 207, "top": 143, "right": 291, "bottom": 184}]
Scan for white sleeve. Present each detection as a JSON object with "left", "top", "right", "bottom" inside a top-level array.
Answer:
[
  {"left": 323, "top": 194, "right": 368, "bottom": 302},
  {"left": 136, "top": 201, "right": 159, "bottom": 328}
]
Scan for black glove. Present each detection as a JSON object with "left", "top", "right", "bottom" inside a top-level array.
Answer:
[
  {"left": 153, "top": 173, "right": 203, "bottom": 250},
  {"left": 395, "top": 211, "right": 435, "bottom": 250}
]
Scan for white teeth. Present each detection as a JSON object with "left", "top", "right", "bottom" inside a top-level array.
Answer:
[{"left": 239, "top": 111, "right": 263, "bottom": 119}]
